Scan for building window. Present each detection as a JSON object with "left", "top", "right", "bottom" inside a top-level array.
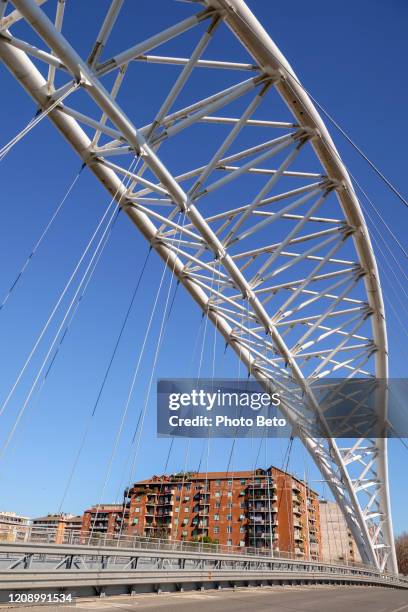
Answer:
[
  {"left": 227, "top": 502, "right": 232, "bottom": 508},
  {"left": 183, "top": 518, "right": 188, "bottom": 525},
  {"left": 216, "top": 480, "right": 221, "bottom": 486},
  {"left": 215, "top": 502, "right": 220, "bottom": 509},
  {"left": 135, "top": 507, "right": 140, "bottom": 513},
  {"left": 240, "top": 502, "right": 245, "bottom": 509},
  {"left": 240, "top": 479, "right": 246, "bottom": 485},
  {"left": 227, "top": 540, "right": 232, "bottom": 546},
  {"left": 182, "top": 530, "right": 188, "bottom": 536},
  {"left": 227, "top": 514, "right": 232, "bottom": 521},
  {"left": 175, "top": 507, "right": 179, "bottom": 513},
  {"left": 239, "top": 515, "right": 245, "bottom": 521},
  {"left": 184, "top": 496, "right": 190, "bottom": 501},
  {"left": 239, "top": 540, "right": 245, "bottom": 547},
  {"left": 214, "top": 514, "right": 219, "bottom": 521},
  {"left": 177, "top": 484, "right": 182, "bottom": 490},
  {"left": 184, "top": 507, "right": 189, "bottom": 513},
  {"left": 176, "top": 496, "right": 180, "bottom": 501},
  {"left": 240, "top": 527, "right": 245, "bottom": 533},
  {"left": 185, "top": 484, "right": 191, "bottom": 491},
  {"left": 133, "top": 518, "right": 139, "bottom": 525},
  {"left": 215, "top": 492, "right": 220, "bottom": 497},
  {"left": 136, "top": 496, "right": 141, "bottom": 502},
  {"left": 214, "top": 526, "right": 219, "bottom": 534},
  {"left": 227, "top": 492, "right": 232, "bottom": 497},
  {"left": 174, "top": 519, "right": 179, "bottom": 525},
  {"left": 227, "top": 526, "right": 232, "bottom": 533}
]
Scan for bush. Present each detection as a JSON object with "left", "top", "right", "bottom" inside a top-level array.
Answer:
[{"left": 395, "top": 532, "right": 408, "bottom": 575}]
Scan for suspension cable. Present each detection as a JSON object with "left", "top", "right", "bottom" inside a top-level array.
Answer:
[
  {"left": 0, "top": 156, "right": 137, "bottom": 420},
  {"left": 19, "top": 202, "right": 122, "bottom": 450},
  {"left": 90, "top": 214, "right": 186, "bottom": 540},
  {"left": 0, "top": 155, "right": 140, "bottom": 457},
  {"left": 231, "top": 9, "right": 408, "bottom": 210},
  {"left": 0, "top": 81, "right": 79, "bottom": 161},
  {"left": 0, "top": 202, "right": 120, "bottom": 461},
  {"left": 0, "top": 165, "right": 83, "bottom": 313},
  {"left": 58, "top": 247, "right": 151, "bottom": 513}
]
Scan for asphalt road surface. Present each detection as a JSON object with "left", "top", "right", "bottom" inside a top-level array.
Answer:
[{"left": 2, "top": 586, "right": 408, "bottom": 612}]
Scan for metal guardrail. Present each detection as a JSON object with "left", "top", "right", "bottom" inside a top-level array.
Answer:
[
  {"left": 1, "top": 541, "right": 408, "bottom": 585},
  {"left": 0, "top": 525, "right": 378, "bottom": 570},
  {"left": 1, "top": 525, "right": 407, "bottom": 601}
]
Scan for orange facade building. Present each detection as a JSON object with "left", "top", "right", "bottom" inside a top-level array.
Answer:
[
  {"left": 125, "top": 467, "right": 322, "bottom": 560},
  {"left": 81, "top": 504, "right": 126, "bottom": 538}
]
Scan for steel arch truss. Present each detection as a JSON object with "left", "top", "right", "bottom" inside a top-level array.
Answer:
[{"left": 0, "top": 0, "right": 397, "bottom": 573}]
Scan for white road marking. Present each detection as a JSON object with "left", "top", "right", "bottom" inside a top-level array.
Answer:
[{"left": 389, "top": 605, "right": 408, "bottom": 612}]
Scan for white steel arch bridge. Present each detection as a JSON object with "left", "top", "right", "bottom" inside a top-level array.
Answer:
[{"left": 0, "top": 0, "right": 398, "bottom": 575}]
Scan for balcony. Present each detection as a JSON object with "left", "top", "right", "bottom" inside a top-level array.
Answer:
[
  {"left": 249, "top": 515, "right": 278, "bottom": 526},
  {"left": 157, "top": 498, "right": 174, "bottom": 507},
  {"left": 248, "top": 524, "right": 276, "bottom": 534},
  {"left": 247, "top": 482, "right": 276, "bottom": 490},
  {"left": 248, "top": 504, "right": 278, "bottom": 513},
  {"left": 156, "top": 510, "right": 173, "bottom": 517},
  {"left": 293, "top": 507, "right": 302, "bottom": 515}
]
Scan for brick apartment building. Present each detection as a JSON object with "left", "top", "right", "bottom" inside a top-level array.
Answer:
[
  {"left": 81, "top": 504, "right": 127, "bottom": 538},
  {"left": 124, "top": 467, "right": 322, "bottom": 560}
]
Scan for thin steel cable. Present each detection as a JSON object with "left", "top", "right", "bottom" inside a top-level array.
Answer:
[
  {"left": 173, "top": 439, "right": 191, "bottom": 541},
  {"left": 230, "top": 9, "right": 408, "bottom": 209},
  {"left": 115, "top": 280, "right": 180, "bottom": 542},
  {"left": 362, "top": 207, "right": 408, "bottom": 317},
  {"left": 51, "top": 154, "right": 147, "bottom": 514},
  {"left": 0, "top": 200, "right": 116, "bottom": 420},
  {"left": 128, "top": 215, "right": 186, "bottom": 479},
  {"left": 115, "top": 268, "right": 183, "bottom": 542},
  {"left": 0, "top": 203, "right": 120, "bottom": 461},
  {"left": 0, "top": 156, "right": 137, "bottom": 420},
  {"left": 0, "top": 166, "right": 83, "bottom": 312},
  {"left": 91, "top": 214, "right": 186, "bottom": 540},
  {"left": 111, "top": 274, "right": 182, "bottom": 512},
  {"left": 0, "top": 155, "right": 140, "bottom": 458},
  {"left": 17, "top": 204, "right": 123, "bottom": 449},
  {"left": 43, "top": 209, "right": 123, "bottom": 383},
  {"left": 194, "top": 265, "right": 217, "bottom": 478},
  {"left": 58, "top": 247, "right": 151, "bottom": 513},
  {"left": 0, "top": 82, "right": 79, "bottom": 161}
]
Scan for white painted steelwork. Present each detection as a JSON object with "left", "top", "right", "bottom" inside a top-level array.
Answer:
[{"left": 0, "top": 0, "right": 397, "bottom": 573}]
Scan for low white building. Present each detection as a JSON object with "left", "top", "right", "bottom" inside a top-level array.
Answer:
[{"left": 0, "top": 511, "right": 31, "bottom": 542}]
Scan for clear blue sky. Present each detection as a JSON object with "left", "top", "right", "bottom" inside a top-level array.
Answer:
[{"left": 0, "top": 0, "right": 407, "bottom": 536}]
